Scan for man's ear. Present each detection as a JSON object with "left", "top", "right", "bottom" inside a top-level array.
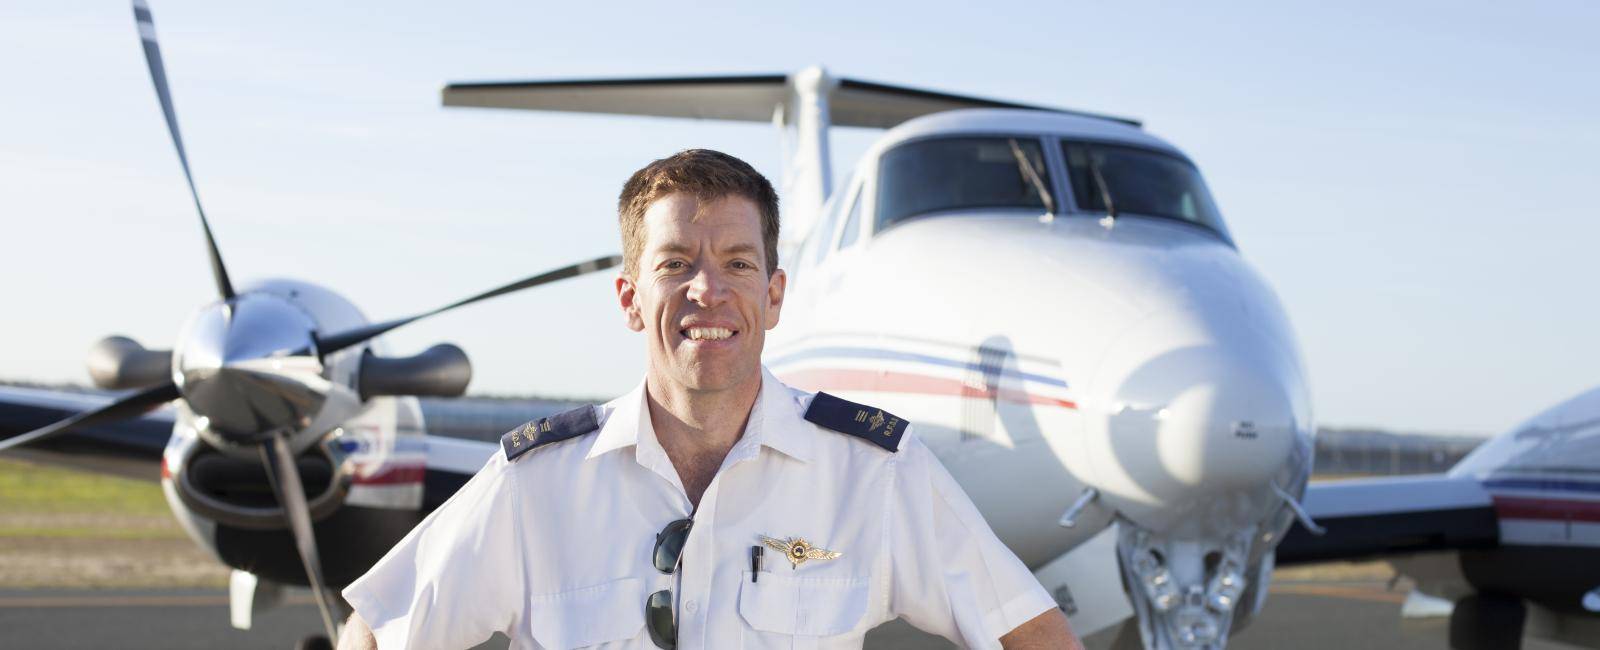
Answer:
[
  {"left": 616, "top": 274, "right": 645, "bottom": 332},
  {"left": 763, "top": 268, "right": 786, "bottom": 331}
]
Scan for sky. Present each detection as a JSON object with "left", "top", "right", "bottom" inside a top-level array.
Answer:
[{"left": 1, "top": 1, "right": 1595, "bottom": 436}]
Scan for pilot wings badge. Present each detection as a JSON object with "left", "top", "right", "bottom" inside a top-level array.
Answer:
[{"left": 760, "top": 535, "right": 842, "bottom": 568}]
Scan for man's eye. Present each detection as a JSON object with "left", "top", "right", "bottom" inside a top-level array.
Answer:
[
  {"left": 731, "top": 260, "right": 755, "bottom": 270},
  {"left": 664, "top": 260, "right": 688, "bottom": 270}
]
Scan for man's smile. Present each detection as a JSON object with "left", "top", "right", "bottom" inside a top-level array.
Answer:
[
  {"left": 683, "top": 327, "right": 736, "bottom": 341},
  {"left": 678, "top": 319, "right": 741, "bottom": 346}
]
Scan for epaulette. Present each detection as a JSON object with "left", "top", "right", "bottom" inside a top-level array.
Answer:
[
  {"left": 502, "top": 405, "right": 600, "bottom": 461},
  {"left": 803, "top": 392, "right": 906, "bottom": 453}
]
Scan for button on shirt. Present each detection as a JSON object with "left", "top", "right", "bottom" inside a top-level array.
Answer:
[{"left": 342, "top": 367, "right": 1055, "bottom": 649}]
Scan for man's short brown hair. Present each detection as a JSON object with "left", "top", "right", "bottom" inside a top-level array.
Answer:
[{"left": 617, "top": 149, "right": 781, "bottom": 276}]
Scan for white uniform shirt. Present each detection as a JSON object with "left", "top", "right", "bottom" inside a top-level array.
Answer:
[{"left": 343, "top": 367, "right": 1054, "bottom": 649}]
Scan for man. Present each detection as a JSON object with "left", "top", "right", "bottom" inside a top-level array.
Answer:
[{"left": 338, "top": 149, "right": 1080, "bottom": 649}]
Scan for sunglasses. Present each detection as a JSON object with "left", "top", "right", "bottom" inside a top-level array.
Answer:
[{"left": 647, "top": 518, "right": 692, "bottom": 649}]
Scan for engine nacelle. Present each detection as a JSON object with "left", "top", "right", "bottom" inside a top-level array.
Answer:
[
  {"left": 359, "top": 344, "right": 471, "bottom": 399},
  {"left": 86, "top": 335, "right": 172, "bottom": 390}
]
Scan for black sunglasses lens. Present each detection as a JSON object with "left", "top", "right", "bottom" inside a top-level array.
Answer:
[
  {"left": 653, "top": 519, "right": 692, "bottom": 574},
  {"left": 646, "top": 589, "right": 676, "bottom": 649}
]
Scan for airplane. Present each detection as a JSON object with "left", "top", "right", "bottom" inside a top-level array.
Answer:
[
  {"left": 3, "top": 2, "right": 1597, "bottom": 649},
  {"left": 443, "top": 67, "right": 1309, "bottom": 649}
]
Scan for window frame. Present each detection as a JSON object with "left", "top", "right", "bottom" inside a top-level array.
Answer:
[
  {"left": 1055, "top": 137, "right": 1234, "bottom": 244},
  {"left": 834, "top": 180, "right": 866, "bottom": 252},
  {"left": 870, "top": 133, "right": 1059, "bottom": 236}
]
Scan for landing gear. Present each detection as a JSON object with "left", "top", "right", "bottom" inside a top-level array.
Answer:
[
  {"left": 1116, "top": 524, "right": 1253, "bottom": 648},
  {"left": 1449, "top": 593, "right": 1524, "bottom": 650}
]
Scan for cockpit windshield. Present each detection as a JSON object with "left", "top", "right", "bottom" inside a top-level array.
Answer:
[
  {"left": 1062, "top": 142, "right": 1225, "bottom": 233},
  {"left": 876, "top": 137, "right": 1049, "bottom": 230}
]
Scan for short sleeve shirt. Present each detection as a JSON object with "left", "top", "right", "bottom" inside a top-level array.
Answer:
[{"left": 342, "top": 367, "right": 1054, "bottom": 649}]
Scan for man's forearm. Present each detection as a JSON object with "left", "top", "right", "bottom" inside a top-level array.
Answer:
[
  {"left": 336, "top": 612, "right": 377, "bottom": 650},
  {"left": 1000, "top": 608, "right": 1083, "bottom": 649}
]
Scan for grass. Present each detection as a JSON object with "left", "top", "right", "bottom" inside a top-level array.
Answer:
[
  {"left": 0, "top": 526, "right": 185, "bottom": 539},
  {"left": 0, "top": 456, "right": 227, "bottom": 587},
  {"left": 0, "top": 456, "right": 184, "bottom": 539},
  {"left": 0, "top": 457, "right": 171, "bottom": 516}
]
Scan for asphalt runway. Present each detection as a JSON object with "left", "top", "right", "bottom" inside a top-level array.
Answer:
[{"left": 0, "top": 582, "right": 1553, "bottom": 649}]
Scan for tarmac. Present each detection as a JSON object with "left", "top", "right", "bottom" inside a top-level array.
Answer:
[{"left": 0, "top": 580, "right": 1520, "bottom": 649}]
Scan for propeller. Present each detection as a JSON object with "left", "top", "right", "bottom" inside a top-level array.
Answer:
[
  {"left": 130, "top": 1, "right": 339, "bottom": 641},
  {"left": 0, "top": 382, "right": 179, "bottom": 453},
  {"left": 262, "top": 435, "right": 341, "bottom": 641},
  {"left": 133, "top": 0, "right": 234, "bottom": 302},
  {"left": 0, "top": 4, "right": 627, "bottom": 645},
  {"left": 317, "top": 253, "right": 621, "bottom": 356}
]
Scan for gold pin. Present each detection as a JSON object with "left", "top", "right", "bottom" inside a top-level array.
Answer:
[{"left": 760, "top": 535, "right": 842, "bottom": 568}]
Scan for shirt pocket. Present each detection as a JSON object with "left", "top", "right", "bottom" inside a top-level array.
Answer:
[
  {"left": 526, "top": 577, "right": 646, "bottom": 649},
  {"left": 737, "top": 571, "right": 869, "bottom": 648}
]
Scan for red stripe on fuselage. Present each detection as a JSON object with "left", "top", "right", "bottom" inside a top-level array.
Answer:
[
  {"left": 355, "top": 465, "right": 425, "bottom": 485},
  {"left": 778, "top": 368, "right": 1077, "bottom": 410},
  {"left": 1492, "top": 495, "right": 1600, "bottom": 523}
]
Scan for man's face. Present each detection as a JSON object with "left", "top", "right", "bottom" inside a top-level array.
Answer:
[{"left": 617, "top": 193, "right": 785, "bottom": 394}]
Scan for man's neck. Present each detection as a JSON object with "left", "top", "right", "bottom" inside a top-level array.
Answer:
[{"left": 644, "top": 370, "right": 762, "bottom": 508}]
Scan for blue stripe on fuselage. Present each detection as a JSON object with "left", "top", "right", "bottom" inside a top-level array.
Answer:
[
  {"left": 1485, "top": 478, "right": 1600, "bottom": 495},
  {"left": 766, "top": 346, "right": 1068, "bottom": 388}
]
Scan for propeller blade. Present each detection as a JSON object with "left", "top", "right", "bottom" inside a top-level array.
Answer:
[
  {"left": 133, "top": 0, "right": 235, "bottom": 301},
  {"left": 260, "top": 434, "right": 342, "bottom": 642},
  {"left": 0, "top": 382, "right": 179, "bottom": 453},
  {"left": 317, "top": 253, "right": 622, "bottom": 355}
]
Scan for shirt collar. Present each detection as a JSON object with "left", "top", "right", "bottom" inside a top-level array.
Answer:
[
  {"left": 586, "top": 378, "right": 649, "bottom": 460},
  {"left": 582, "top": 366, "right": 814, "bottom": 464},
  {"left": 746, "top": 366, "right": 814, "bottom": 463}
]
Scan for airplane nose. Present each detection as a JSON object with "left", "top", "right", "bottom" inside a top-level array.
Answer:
[
  {"left": 173, "top": 294, "right": 329, "bottom": 445},
  {"left": 1083, "top": 307, "right": 1308, "bottom": 534}
]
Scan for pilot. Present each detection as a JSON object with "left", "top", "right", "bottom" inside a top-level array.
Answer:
[{"left": 337, "top": 149, "right": 1080, "bottom": 649}]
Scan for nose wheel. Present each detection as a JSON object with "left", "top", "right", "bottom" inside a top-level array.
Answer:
[{"left": 1116, "top": 523, "right": 1254, "bottom": 649}]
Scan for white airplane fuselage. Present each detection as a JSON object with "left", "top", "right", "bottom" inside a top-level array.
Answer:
[{"left": 768, "top": 109, "right": 1315, "bottom": 644}]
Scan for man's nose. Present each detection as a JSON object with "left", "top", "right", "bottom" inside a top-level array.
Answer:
[{"left": 685, "top": 266, "right": 727, "bottom": 306}]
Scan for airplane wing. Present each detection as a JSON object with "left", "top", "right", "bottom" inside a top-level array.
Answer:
[
  {"left": 1275, "top": 473, "right": 1500, "bottom": 565},
  {"left": 0, "top": 385, "right": 172, "bottom": 480},
  {"left": 441, "top": 73, "right": 1140, "bottom": 128}
]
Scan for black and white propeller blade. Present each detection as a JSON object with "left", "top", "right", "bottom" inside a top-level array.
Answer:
[
  {"left": 0, "top": 382, "right": 179, "bottom": 453},
  {"left": 261, "top": 435, "right": 343, "bottom": 642},
  {"left": 133, "top": 0, "right": 235, "bottom": 301},
  {"left": 135, "top": 1, "right": 342, "bottom": 638},
  {"left": 317, "top": 253, "right": 622, "bottom": 355}
]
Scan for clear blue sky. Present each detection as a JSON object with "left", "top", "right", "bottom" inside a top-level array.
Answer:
[{"left": 2, "top": 1, "right": 1595, "bottom": 435}]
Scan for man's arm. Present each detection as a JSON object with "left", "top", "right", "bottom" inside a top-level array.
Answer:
[
  {"left": 336, "top": 612, "right": 377, "bottom": 650},
  {"left": 887, "top": 437, "right": 1084, "bottom": 648},
  {"left": 1000, "top": 608, "right": 1083, "bottom": 649}
]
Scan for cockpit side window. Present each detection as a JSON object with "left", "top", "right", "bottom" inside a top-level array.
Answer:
[
  {"left": 876, "top": 137, "right": 1049, "bottom": 231},
  {"left": 836, "top": 189, "right": 863, "bottom": 250},
  {"left": 796, "top": 180, "right": 851, "bottom": 272},
  {"left": 1062, "top": 141, "right": 1226, "bottom": 233}
]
